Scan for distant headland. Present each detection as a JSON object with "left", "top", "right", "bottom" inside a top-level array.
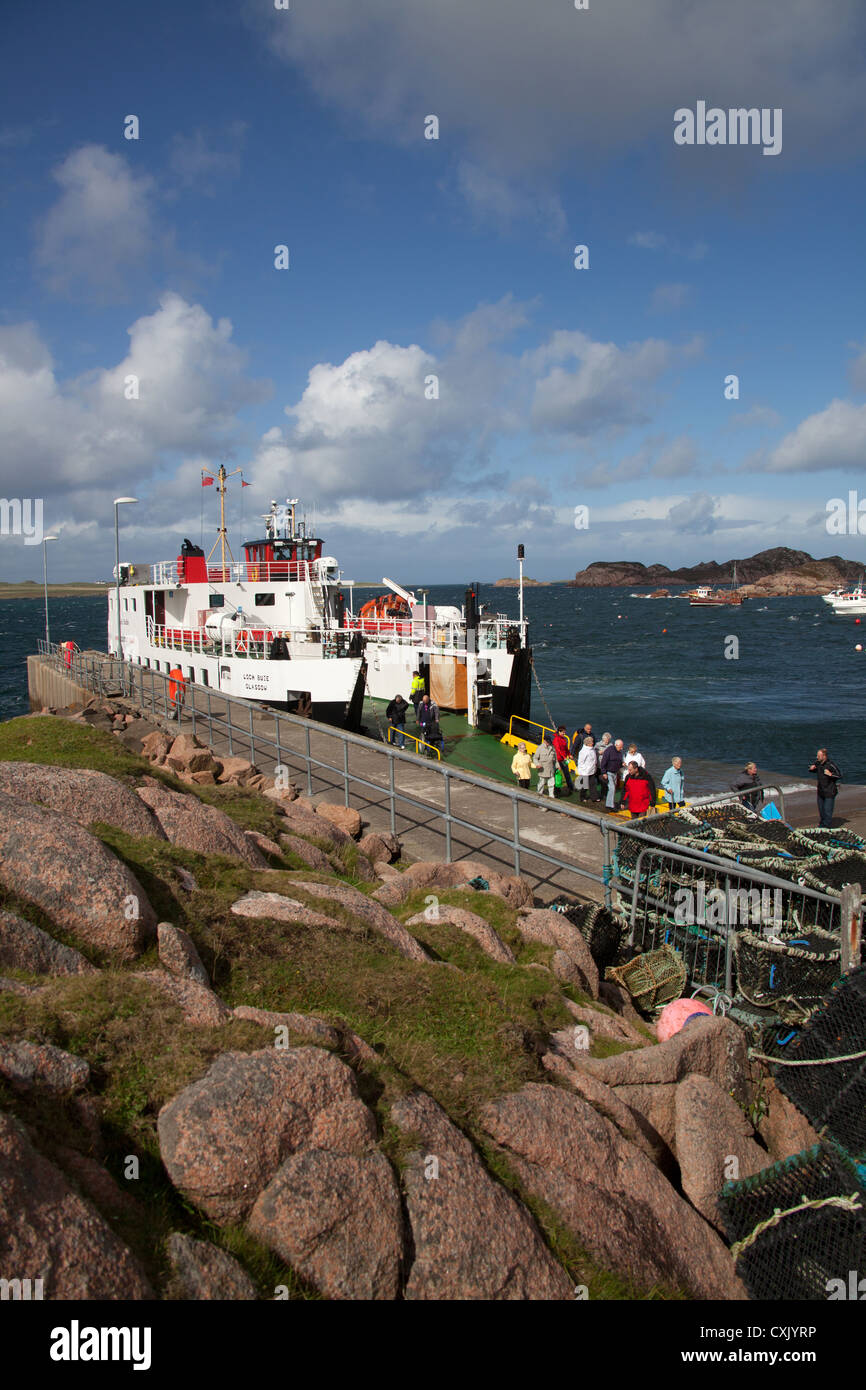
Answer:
[{"left": 569, "top": 548, "right": 863, "bottom": 596}]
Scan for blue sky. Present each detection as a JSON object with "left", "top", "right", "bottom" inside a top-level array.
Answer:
[{"left": 1, "top": 0, "right": 865, "bottom": 583}]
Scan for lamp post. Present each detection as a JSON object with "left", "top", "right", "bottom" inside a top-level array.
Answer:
[
  {"left": 42, "top": 535, "right": 58, "bottom": 649},
  {"left": 113, "top": 497, "right": 138, "bottom": 661}
]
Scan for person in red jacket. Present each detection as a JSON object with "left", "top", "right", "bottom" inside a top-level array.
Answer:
[
  {"left": 621, "top": 761, "right": 652, "bottom": 817},
  {"left": 552, "top": 725, "right": 574, "bottom": 796}
]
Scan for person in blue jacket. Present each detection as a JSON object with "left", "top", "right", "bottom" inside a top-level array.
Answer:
[{"left": 661, "top": 756, "right": 685, "bottom": 808}]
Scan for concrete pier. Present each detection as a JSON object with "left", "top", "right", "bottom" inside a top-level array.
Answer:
[{"left": 25, "top": 650, "right": 866, "bottom": 901}]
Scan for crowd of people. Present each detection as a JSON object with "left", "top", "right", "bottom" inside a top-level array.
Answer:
[
  {"left": 387, "top": 687, "right": 843, "bottom": 828},
  {"left": 509, "top": 720, "right": 689, "bottom": 817}
]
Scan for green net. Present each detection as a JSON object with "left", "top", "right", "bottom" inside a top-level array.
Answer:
[{"left": 718, "top": 1140, "right": 866, "bottom": 1301}]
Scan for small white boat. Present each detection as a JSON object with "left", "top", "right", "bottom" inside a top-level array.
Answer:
[{"left": 826, "top": 580, "right": 866, "bottom": 615}]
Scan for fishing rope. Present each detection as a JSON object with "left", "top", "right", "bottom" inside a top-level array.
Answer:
[
  {"left": 750, "top": 1047, "right": 866, "bottom": 1067},
  {"left": 730, "top": 1193, "right": 862, "bottom": 1260},
  {"left": 529, "top": 655, "right": 557, "bottom": 731}
]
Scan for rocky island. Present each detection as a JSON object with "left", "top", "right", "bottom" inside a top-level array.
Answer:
[{"left": 570, "top": 548, "right": 862, "bottom": 596}]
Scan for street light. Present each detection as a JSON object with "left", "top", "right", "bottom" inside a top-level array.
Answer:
[
  {"left": 42, "top": 535, "right": 58, "bottom": 648},
  {"left": 113, "top": 497, "right": 138, "bottom": 661}
]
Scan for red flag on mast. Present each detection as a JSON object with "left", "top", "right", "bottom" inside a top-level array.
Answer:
[
  {"left": 202, "top": 474, "right": 214, "bottom": 487},
  {"left": 241, "top": 479, "right": 251, "bottom": 488}
]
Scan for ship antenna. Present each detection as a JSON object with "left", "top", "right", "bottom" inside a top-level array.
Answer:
[{"left": 203, "top": 463, "right": 244, "bottom": 581}]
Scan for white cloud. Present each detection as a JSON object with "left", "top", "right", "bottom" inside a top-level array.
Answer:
[
  {"left": 729, "top": 404, "right": 783, "bottom": 429},
  {"left": 666, "top": 491, "right": 718, "bottom": 534},
  {"left": 649, "top": 282, "right": 691, "bottom": 314},
  {"left": 33, "top": 145, "right": 158, "bottom": 301},
  {"left": 762, "top": 399, "right": 866, "bottom": 473},
  {"left": 454, "top": 161, "right": 566, "bottom": 237},
  {"left": 0, "top": 294, "right": 268, "bottom": 511},
  {"left": 629, "top": 232, "right": 708, "bottom": 260},
  {"left": 252, "top": 0, "right": 866, "bottom": 172},
  {"left": 168, "top": 123, "right": 247, "bottom": 194},
  {"left": 527, "top": 331, "right": 698, "bottom": 436}
]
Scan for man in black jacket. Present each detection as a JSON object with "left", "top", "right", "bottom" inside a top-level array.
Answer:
[
  {"left": 730, "top": 761, "right": 761, "bottom": 810},
  {"left": 809, "top": 748, "right": 842, "bottom": 828},
  {"left": 386, "top": 694, "right": 409, "bottom": 749}
]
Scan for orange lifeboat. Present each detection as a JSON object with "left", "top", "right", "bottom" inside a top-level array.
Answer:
[{"left": 357, "top": 593, "right": 411, "bottom": 634}]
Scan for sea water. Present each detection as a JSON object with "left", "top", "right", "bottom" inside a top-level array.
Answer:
[{"left": 1, "top": 585, "right": 860, "bottom": 791}]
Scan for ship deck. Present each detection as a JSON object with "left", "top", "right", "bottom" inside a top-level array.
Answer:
[{"left": 361, "top": 696, "right": 518, "bottom": 783}]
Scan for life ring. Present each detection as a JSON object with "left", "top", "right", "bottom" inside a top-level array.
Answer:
[{"left": 249, "top": 565, "right": 259, "bottom": 582}]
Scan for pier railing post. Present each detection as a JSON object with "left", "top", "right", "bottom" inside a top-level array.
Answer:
[
  {"left": 724, "top": 873, "right": 734, "bottom": 996},
  {"left": 512, "top": 796, "right": 521, "bottom": 875},
  {"left": 249, "top": 706, "right": 255, "bottom": 764},
  {"left": 389, "top": 754, "right": 396, "bottom": 835},
  {"left": 305, "top": 726, "right": 312, "bottom": 795},
  {"left": 274, "top": 712, "right": 281, "bottom": 774},
  {"left": 840, "top": 881, "right": 862, "bottom": 974},
  {"left": 601, "top": 822, "right": 613, "bottom": 910},
  {"left": 343, "top": 740, "right": 350, "bottom": 807},
  {"left": 444, "top": 772, "right": 452, "bottom": 863}
]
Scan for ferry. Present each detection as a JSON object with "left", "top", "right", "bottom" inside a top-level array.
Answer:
[{"left": 108, "top": 468, "right": 532, "bottom": 735}]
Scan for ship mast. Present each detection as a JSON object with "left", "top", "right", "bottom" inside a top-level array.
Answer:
[{"left": 203, "top": 464, "right": 244, "bottom": 580}]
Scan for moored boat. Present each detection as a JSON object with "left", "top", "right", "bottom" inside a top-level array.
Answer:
[{"left": 108, "top": 469, "right": 533, "bottom": 734}]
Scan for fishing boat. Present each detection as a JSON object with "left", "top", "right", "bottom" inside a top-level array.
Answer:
[
  {"left": 688, "top": 563, "right": 745, "bottom": 607},
  {"left": 825, "top": 579, "right": 866, "bottom": 615},
  {"left": 108, "top": 468, "right": 533, "bottom": 733}
]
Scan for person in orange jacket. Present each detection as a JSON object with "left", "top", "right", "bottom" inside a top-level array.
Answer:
[{"left": 168, "top": 665, "right": 186, "bottom": 719}]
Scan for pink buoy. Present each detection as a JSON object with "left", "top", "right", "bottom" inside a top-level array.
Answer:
[{"left": 656, "top": 997, "right": 714, "bottom": 1041}]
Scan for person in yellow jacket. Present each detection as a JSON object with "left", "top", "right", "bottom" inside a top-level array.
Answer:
[
  {"left": 409, "top": 670, "right": 426, "bottom": 722},
  {"left": 511, "top": 741, "right": 532, "bottom": 789}
]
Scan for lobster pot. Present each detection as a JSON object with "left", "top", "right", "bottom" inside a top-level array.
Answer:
[
  {"left": 718, "top": 1141, "right": 866, "bottom": 1301},
  {"left": 549, "top": 901, "right": 624, "bottom": 972},
  {"left": 664, "top": 920, "right": 728, "bottom": 986},
  {"left": 606, "top": 944, "right": 687, "bottom": 1011},
  {"left": 772, "top": 964, "right": 866, "bottom": 1160},
  {"left": 792, "top": 826, "right": 866, "bottom": 855},
  {"left": 733, "top": 929, "right": 841, "bottom": 1024},
  {"left": 429, "top": 656, "right": 467, "bottom": 712}
]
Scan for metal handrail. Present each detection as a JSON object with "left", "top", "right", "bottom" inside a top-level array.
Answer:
[
  {"left": 386, "top": 726, "right": 441, "bottom": 760},
  {"left": 31, "top": 642, "right": 854, "bottom": 927}
]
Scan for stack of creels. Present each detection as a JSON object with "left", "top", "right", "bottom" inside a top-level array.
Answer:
[
  {"left": 719, "top": 1139, "right": 866, "bottom": 1301},
  {"left": 733, "top": 929, "right": 842, "bottom": 1025},
  {"left": 771, "top": 964, "right": 866, "bottom": 1162},
  {"left": 548, "top": 900, "right": 625, "bottom": 971}
]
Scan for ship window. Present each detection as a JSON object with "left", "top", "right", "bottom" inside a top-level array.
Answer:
[
  {"left": 255, "top": 593, "right": 276, "bottom": 606},
  {"left": 209, "top": 595, "right": 224, "bottom": 608},
  {"left": 131, "top": 598, "right": 136, "bottom": 611},
  {"left": 200, "top": 669, "right": 208, "bottom": 687},
  {"left": 123, "top": 598, "right": 128, "bottom": 611}
]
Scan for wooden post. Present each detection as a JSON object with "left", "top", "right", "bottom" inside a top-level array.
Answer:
[{"left": 840, "top": 882, "right": 862, "bottom": 974}]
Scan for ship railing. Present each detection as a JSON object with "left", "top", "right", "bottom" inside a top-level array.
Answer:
[
  {"left": 145, "top": 620, "right": 353, "bottom": 661},
  {"left": 148, "top": 560, "right": 313, "bottom": 586},
  {"left": 150, "top": 561, "right": 179, "bottom": 585},
  {"left": 345, "top": 616, "right": 518, "bottom": 652}
]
